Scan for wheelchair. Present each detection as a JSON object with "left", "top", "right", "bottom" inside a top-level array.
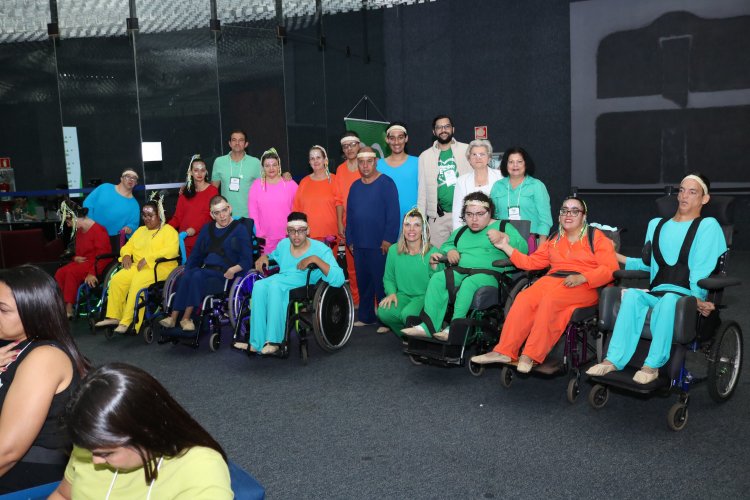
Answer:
[
  {"left": 231, "top": 262, "right": 355, "bottom": 364},
  {"left": 70, "top": 252, "right": 118, "bottom": 325},
  {"left": 587, "top": 194, "right": 743, "bottom": 431},
  {"left": 495, "top": 225, "right": 622, "bottom": 403},
  {"left": 403, "top": 220, "right": 532, "bottom": 376}
]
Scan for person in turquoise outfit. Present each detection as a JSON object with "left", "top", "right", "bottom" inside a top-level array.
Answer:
[
  {"left": 401, "top": 192, "right": 528, "bottom": 341},
  {"left": 250, "top": 212, "right": 345, "bottom": 355},
  {"left": 587, "top": 173, "right": 727, "bottom": 384},
  {"left": 376, "top": 208, "right": 440, "bottom": 338},
  {"left": 489, "top": 147, "right": 552, "bottom": 252},
  {"left": 211, "top": 129, "right": 261, "bottom": 218}
]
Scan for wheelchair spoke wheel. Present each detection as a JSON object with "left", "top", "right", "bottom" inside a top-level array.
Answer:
[
  {"left": 667, "top": 403, "right": 689, "bottom": 431},
  {"left": 161, "top": 265, "right": 185, "bottom": 314},
  {"left": 500, "top": 366, "right": 513, "bottom": 388},
  {"left": 209, "top": 332, "right": 221, "bottom": 352},
  {"left": 566, "top": 377, "right": 580, "bottom": 404},
  {"left": 707, "top": 321, "right": 743, "bottom": 403},
  {"left": 588, "top": 384, "right": 609, "bottom": 409},
  {"left": 228, "top": 271, "right": 262, "bottom": 329},
  {"left": 142, "top": 324, "right": 154, "bottom": 344},
  {"left": 312, "top": 283, "right": 354, "bottom": 352},
  {"left": 503, "top": 278, "right": 530, "bottom": 318}
]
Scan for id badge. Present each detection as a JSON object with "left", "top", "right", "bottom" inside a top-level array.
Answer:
[
  {"left": 229, "top": 176, "right": 241, "bottom": 192},
  {"left": 444, "top": 169, "right": 457, "bottom": 187},
  {"left": 508, "top": 206, "right": 521, "bottom": 220}
]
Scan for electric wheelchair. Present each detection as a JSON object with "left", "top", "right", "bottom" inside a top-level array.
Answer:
[
  {"left": 493, "top": 224, "right": 622, "bottom": 403},
  {"left": 587, "top": 193, "right": 742, "bottom": 431},
  {"left": 403, "top": 220, "right": 531, "bottom": 376},
  {"left": 231, "top": 260, "right": 355, "bottom": 365}
]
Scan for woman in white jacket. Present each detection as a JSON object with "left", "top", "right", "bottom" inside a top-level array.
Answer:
[{"left": 452, "top": 139, "right": 503, "bottom": 229}]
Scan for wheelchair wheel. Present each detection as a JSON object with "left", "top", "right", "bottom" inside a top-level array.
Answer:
[
  {"left": 408, "top": 354, "right": 423, "bottom": 366},
  {"left": 161, "top": 265, "right": 185, "bottom": 312},
  {"left": 142, "top": 324, "right": 155, "bottom": 344},
  {"left": 88, "top": 317, "right": 97, "bottom": 334},
  {"left": 500, "top": 366, "right": 513, "bottom": 388},
  {"left": 503, "top": 277, "right": 530, "bottom": 318},
  {"left": 103, "top": 328, "right": 115, "bottom": 341},
  {"left": 468, "top": 359, "right": 485, "bottom": 377},
  {"left": 312, "top": 283, "right": 354, "bottom": 352},
  {"left": 588, "top": 384, "right": 609, "bottom": 409},
  {"left": 667, "top": 403, "right": 688, "bottom": 431},
  {"left": 566, "top": 377, "right": 580, "bottom": 404},
  {"left": 707, "top": 321, "right": 743, "bottom": 403},
  {"left": 228, "top": 270, "right": 263, "bottom": 329},
  {"left": 209, "top": 332, "right": 221, "bottom": 352}
]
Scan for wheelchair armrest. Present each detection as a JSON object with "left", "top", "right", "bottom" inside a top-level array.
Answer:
[
  {"left": 697, "top": 275, "right": 741, "bottom": 290},
  {"left": 672, "top": 295, "right": 698, "bottom": 344},
  {"left": 597, "top": 286, "right": 623, "bottom": 332},
  {"left": 613, "top": 269, "right": 649, "bottom": 281},
  {"left": 153, "top": 256, "right": 180, "bottom": 281}
]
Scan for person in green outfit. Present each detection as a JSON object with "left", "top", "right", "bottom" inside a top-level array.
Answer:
[
  {"left": 402, "top": 191, "right": 528, "bottom": 341},
  {"left": 489, "top": 146, "right": 552, "bottom": 253},
  {"left": 376, "top": 208, "right": 441, "bottom": 339}
]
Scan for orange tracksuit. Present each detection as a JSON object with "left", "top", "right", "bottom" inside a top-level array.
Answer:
[
  {"left": 333, "top": 162, "right": 362, "bottom": 304},
  {"left": 494, "top": 229, "right": 619, "bottom": 363}
]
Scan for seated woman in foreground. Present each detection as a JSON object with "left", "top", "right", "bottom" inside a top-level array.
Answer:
[
  {"left": 49, "top": 363, "right": 232, "bottom": 499},
  {"left": 471, "top": 196, "right": 618, "bottom": 372},
  {"left": 376, "top": 208, "right": 441, "bottom": 338},
  {"left": 401, "top": 191, "right": 527, "bottom": 341},
  {"left": 0, "top": 265, "right": 89, "bottom": 493}
]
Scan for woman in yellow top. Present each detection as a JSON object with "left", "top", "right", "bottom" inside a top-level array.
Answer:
[
  {"left": 49, "top": 363, "right": 232, "bottom": 500},
  {"left": 95, "top": 198, "right": 179, "bottom": 333}
]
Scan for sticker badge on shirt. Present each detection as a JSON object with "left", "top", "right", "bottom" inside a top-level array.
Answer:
[
  {"left": 443, "top": 169, "right": 457, "bottom": 187},
  {"left": 229, "top": 176, "right": 241, "bottom": 192},
  {"left": 508, "top": 206, "right": 521, "bottom": 220}
]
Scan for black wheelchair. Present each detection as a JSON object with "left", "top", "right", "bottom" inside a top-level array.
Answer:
[
  {"left": 587, "top": 194, "right": 743, "bottom": 430},
  {"left": 404, "top": 220, "right": 531, "bottom": 376},
  {"left": 231, "top": 262, "right": 355, "bottom": 365}
]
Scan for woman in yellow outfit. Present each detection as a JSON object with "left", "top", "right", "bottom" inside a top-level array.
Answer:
[{"left": 95, "top": 198, "right": 179, "bottom": 333}]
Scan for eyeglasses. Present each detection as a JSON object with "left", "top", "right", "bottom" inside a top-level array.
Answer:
[
  {"left": 434, "top": 124, "right": 453, "bottom": 131},
  {"left": 287, "top": 228, "right": 308, "bottom": 236},
  {"left": 342, "top": 142, "right": 359, "bottom": 150},
  {"left": 122, "top": 175, "right": 139, "bottom": 182},
  {"left": 211, "top": 206, "right": 230, "bottom": 217},
  {"left": 464, "top": 211, "right": 488, "bottom": 219},
  {"left": 470, "top": 152, "right": 488, "bottom": 158},
  {"left": 559, "top": 208, "right": 584, "bottom": 216}
]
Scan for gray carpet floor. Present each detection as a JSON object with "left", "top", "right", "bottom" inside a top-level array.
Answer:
[{"left": 71, "top": 250, "right": 750, "bottom": 499}]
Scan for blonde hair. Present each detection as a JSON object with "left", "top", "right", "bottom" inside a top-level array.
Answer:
[{"left": 397, "top": 207, "right": 431, "bottom": 257}]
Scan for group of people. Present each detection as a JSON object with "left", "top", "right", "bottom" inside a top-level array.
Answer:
[{"left": 0, "top": 113, "right": 729, "bottom": 495}]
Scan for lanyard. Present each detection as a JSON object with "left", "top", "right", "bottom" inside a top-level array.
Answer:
[
  {"left": 229, "top": 154, "right": 245, "bottom": 178},
  {"left": 507, "top": 177, "right": 525, "bottom": 209}
]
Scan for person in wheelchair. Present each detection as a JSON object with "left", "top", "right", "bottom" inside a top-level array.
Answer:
[
  {"left": 159, "top": 195, "right": 252, "bottom": 332},
  {"left": 471, "top": 196, "right": 619, "bottom": 372},
  {"left": 376, "top": 208, "right": 440, "bottom": 338},
  {"left": 401, "top": 192, "right": 527, "bottom": 341},
  {"left": 587, "top": 173, "right": 727, "bottom": 384},
  {"left": 54, "top": 200, "right": 112, "bottom": 319},
  {"left": 94, "top": 196, "right": 179, "bottom": 334},
  {"left": 248, "top": 212, "right": 345, "bottom": 355}
]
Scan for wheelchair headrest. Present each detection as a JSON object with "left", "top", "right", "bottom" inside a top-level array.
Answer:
[
  {"left": 655, "top": 194, "right": 734, "bottom": 225},
  {"left": 506, "top": 219, "right": 531, "bottom": 241}
]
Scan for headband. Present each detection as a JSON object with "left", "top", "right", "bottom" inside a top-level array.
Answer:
[
  {"left": 121, "top": 169, "right": 139, "bottom": 178},
  {"left": 147, "top": 192, "right": 166, "bottom": 225},
  {"left": 185, "top": 154, "right": 202, "bottom": 190},
  {"left": 340, "top": 136, "right": 360, "bottom": 145},
  {"left": 464, "top": 200, "right": 490, "bottom": 208},
  {"left": 386, "top": 125, "right": 407, "bottom": 136},
  {"left": 357, "top": 152, "right": 377, "bottom": 159},
  {"left": 682, "top": 174, "right": 708, "bottom": 195},
  {"left": 287, "top": 220, "right": 309, "bottom": 230}
]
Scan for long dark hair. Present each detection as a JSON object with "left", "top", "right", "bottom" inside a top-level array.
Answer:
[
  {"left": 499, "top": 146, "right": 536, "bottom": 177},
  {"left": 0, "top": 265, "right": 89, "bottom": 376},
  {"left": 65, "top": 363, "right": 227, "bottom": 483}
]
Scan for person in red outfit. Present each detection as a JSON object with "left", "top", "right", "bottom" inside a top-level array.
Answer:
[
  {"left": 471, "top": 196, "right": 618, "bottom": 373},
  {"left": 54, "top": 201, "right": 112, "bottom": 319},
  {"left": 168, "top": 155, "right": 219, "bottom": 257}
]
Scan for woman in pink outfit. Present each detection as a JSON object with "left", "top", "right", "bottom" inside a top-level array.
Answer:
[{"left": 248, "top": 148, "right": 298, "bottom": 253}]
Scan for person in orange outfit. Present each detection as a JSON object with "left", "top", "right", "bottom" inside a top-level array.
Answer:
[
  {"left": 333, "top": 131, "right": 362, "bottom": 305},
  {"left": 292, "top": 145, "right": 339, "bottom": 242},
  {"left": 471, "top": 196, "right": 618, "bottom": 373}
]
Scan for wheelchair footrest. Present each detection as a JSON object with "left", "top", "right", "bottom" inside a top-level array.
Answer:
[
  {"left": 589, "top": 368, "right": 671, "bottom": 394},
  {"left": 533, "top": 359, "right": 564, "bottom": 375},
  {"left": 405, "top": 338, "right": 464, "bottom": 366}
]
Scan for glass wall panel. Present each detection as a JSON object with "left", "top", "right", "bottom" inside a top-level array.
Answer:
[
  {"left": 0, "top": 40, "right": 65, "bottom": 191},
  {"left": 134, "top": 29, "right": 223, "bottom": 187},
  {"left": 217, "top": 26, "right": 287, "bottom": 172},
  {"left": 56, "top": 36, "right": 142, "bottom": 193}
]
